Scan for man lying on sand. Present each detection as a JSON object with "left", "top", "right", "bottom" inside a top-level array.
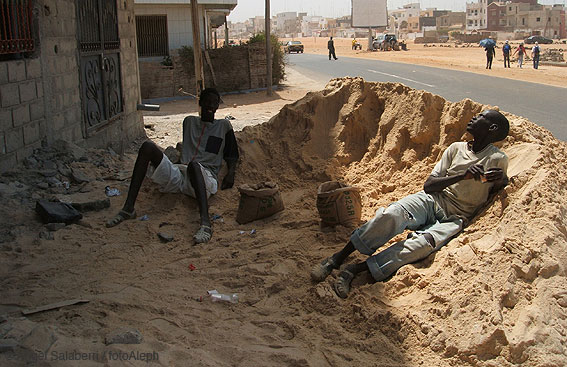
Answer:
[
  {"left": 311, "top": 110, "right": 509, "bottom": 298},
  {"left": 106, "top": 88, "right": 239, "bottom": 244}
]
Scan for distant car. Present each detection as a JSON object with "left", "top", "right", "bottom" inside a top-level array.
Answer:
[
  {"left": 525, "top": 35, "right": 553, "bottom": 44},
  {"left": 284, "top": 40, "right": 304, "bottom": 53},
  {"left": 372, "top": 34, "right": 398, "bottom": 51}
]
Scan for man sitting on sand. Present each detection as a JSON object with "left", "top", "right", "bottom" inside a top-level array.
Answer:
[
  {"left": 106, "top": 88, "right": 239, "bottom": 244},
  {"left": 311, "top": 110, "right": 509, "bottom": 298}
]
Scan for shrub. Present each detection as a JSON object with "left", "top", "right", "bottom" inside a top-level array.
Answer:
[{"left": 248, "top": 32, "right": 286, "bottom": 85}]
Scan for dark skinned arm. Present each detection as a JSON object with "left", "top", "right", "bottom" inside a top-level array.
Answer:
[
  {"left": 220, "top": 128, "right": 239, "bottom": 190},
  {"left": 424, "top": 164, "right": 507, "bottom": 194},
  {"left": 424, "top": 164, "right": 485, "bottom": 193},
  {"left": 220, "top": 160, "right": 236, "bottom": 190}
]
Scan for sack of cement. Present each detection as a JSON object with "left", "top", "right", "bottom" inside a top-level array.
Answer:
[
  {"left": 236, "top": 182, "right": 284, "bottom": 224},
  {"left": 316, "top": 181, "right": 362, "bottom": 226}
]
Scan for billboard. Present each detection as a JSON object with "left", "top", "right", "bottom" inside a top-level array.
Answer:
[{"left": 351, "top": 0, "right": 388, "bottom": 28}]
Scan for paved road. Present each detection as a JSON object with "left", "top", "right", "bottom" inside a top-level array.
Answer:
[{"left": 286, "top": 53, "right": 567, "bottom": 141}]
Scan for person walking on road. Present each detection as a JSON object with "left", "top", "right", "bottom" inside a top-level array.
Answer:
[
  {"left": 513, "top": 42, "right": 527, "bottom": 68},
  {"left": 328, "top": 37, "right": 338, "bottom": 60},
  {"left": 532, "top": 42, "right": 541, "bottom": 69},
  {"left": 485, "top": 41, "right": 496, "bottom": 69},
  {"left": 502, "top": 40, "right": 511, "bottom": 68}
]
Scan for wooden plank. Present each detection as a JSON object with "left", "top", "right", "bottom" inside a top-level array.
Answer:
[
  {"left": 204, "top": 50, "right": 218, "bottom": 87},
  {"left": 22, "top": 299, "right": 90, "bottom": 315}
]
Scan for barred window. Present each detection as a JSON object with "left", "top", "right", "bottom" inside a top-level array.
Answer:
[
  {"left": 136, "top": 15, "right": 169, "bottom": 57},
  {"left": 1, "top": 0, "right": 34, "bottom": 55}
]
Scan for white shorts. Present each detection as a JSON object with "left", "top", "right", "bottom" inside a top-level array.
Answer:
[{"left": 147, "top": 154, "right": 218, "bottom": 198}]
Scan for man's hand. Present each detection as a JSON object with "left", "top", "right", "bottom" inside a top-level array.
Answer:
[
  {"left": 464, "top": 164, "right": 484, "bottom": 180},
  {"left": 483, "top": 167, "right": 504, "bottom": 182},
  {"left": 221, "top": 173, "right": 235, "bottom": 190}
]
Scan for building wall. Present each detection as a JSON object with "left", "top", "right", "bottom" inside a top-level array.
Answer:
[
  {"left": 135, "top": 4, "right": 199, "bottom": 50},
  {"left": 487, "top": 3, "right": 505, "bottom": 31},
  {"left": 466, "top": 0, "right": 488, "bottom": 30},
  {"left": 437, "top": 12, "right": 466, "bottom": 29},
  {"left": 0, "top": 0, "right": 143, "bottom": 172},
  {"left": 139, "top": 44, "right": 268, "bottom": 99}
]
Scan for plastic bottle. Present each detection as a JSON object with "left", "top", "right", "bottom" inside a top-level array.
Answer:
[{"left": 210, "top": 293, "right": 239, "bottom": 304}]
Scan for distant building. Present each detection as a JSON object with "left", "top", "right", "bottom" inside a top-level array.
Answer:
[
  {"left": 437, "top": 12, "right": 466, "bottom": 30},
  {"left": 499, "top": 3, "right": 565, "bottom": 38},
  {"left": 252, "top": 16, "right": 265, "bottom": 34},
  {"left": 275, "top": 12, "right": 300, "bottom": 36},
  {"left": 466, "top": 0, "right": 488, "bottom": 30},
  {"left": 390, "top": 3, "right": 421, "bottom": 35},
  {"left": 134, "top": 0, "right": 237, "bottom": 55},
  {"left": 301, "top": 16, "right": 327, "bottom": 37}
]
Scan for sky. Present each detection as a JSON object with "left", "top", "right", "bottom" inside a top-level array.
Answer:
[{"left": 228, "top": 0, "right": 565, "bottom": 23}]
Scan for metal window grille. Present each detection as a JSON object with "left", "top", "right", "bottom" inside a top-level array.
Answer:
[
  {"left": 136, "top": 15, "right": 168, "bottom": 57},
  {"left": 0, "top": 0, "right": 34, "bottom": 54}
]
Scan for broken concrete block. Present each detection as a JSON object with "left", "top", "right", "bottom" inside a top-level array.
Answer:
[
  {"left": 158, "top": 232, "right": 174, "bottom": 243},
  {"left": 51, "top": 140, "right": 86, "bottom": 161},
  {"left": 70, "top": 198, "right": 110, "bottom": 212},
  {"left": 39, "top": 231, "right": 54, "bottom": 240},
  {"left": 71, "top": 168, "right": 91, "bottom": 184}
]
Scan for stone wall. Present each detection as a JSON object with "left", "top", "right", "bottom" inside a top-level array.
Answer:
[
  {"left": 0, "top": 0, "right": 144, "bottom": 173},
  {"left": 139, "top": 44, "right": 269, "bottom": 99},
  {"left": 0, "top": 58, "right": 45, "bottom": 171}
]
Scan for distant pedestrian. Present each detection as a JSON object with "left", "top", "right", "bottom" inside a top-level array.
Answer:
[
  {"left": 513, "top": 42, "right": 527, "bottom": 68},
  {"left": 352, "top": 38, "right": 357, "bottom": 50},
  {"left": 502, "top": 40, "right": 511, "bottom": 68},
  {"left": 328, "top": 37, "right": 338, "bottom": 60},
  {"left": 531, "top": 42, "right": 541, "bottom": 69},
  {"left": 485, "top": 41, "right": 496, "bottom": 69}
]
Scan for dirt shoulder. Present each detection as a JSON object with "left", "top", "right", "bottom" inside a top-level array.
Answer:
[{"left": 283, "top": 37, "right": 567, "bottom": 88}]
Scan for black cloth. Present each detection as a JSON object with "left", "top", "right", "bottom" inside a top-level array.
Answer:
[
  {"left": 328, "top": 39, "right": 337, "bottom": 60},
  {"left": 485, "top": 45, "right": 495, "bottom": 69}
]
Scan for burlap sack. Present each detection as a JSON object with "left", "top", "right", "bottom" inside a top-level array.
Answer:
[
  {"left": 236, "top": 182, "right": 284, "bottom": 224},
  {"left": 316, "top": 181, "right": 362, "bottom": 226}
]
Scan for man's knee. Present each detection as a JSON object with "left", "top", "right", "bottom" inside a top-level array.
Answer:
[
  {"left": 186, "top": 161, "right": 204, "bottom": 179},
  {"left": 139, "top": 140, "right": 159, "bottom": 156}
]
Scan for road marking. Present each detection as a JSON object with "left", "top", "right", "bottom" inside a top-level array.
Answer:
[{"left": 367, "top": 69, "right": 436, "bottom": 88}]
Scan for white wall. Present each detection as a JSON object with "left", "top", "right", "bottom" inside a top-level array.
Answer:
[{"left": 135, "top": 4, "right": 209, "bottom": 50}]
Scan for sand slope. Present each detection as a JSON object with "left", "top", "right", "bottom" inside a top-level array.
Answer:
[{"left": 1, "top": 78, "right": 566, "bottom": 366}]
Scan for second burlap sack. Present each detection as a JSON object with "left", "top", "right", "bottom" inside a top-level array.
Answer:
[
  {"left": 236, "top": 182, "right": 285, "bottom": 224},
  {"left": 316, "top": 181, "right": 362, "bottom": 227}
]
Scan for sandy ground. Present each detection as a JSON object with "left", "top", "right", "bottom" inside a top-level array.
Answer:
[
  {"left": 283, "top": 37, "right": 567, "bottom": 88},
  {"left": 1, "top": 45, "right": 567, "bottom": 367}
]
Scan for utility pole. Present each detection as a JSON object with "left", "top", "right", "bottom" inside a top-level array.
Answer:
[
  {"left": 191, "top": 0, "right": 205, "bottom": 96},
  {"left": 265, "top": 0, "right": 272, "bottom": 96},
  {"left": 224, "top": 15, "right": 229, "bottom": 46}
]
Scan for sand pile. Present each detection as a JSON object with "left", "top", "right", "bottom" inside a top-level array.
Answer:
[
  {"left": 235, "top": 77, "right": 567, "bottom": 366},
  {"left": 1, "top": 77, "right": 566, "bottom": 366}
]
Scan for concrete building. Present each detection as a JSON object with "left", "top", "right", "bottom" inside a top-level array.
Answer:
[
  {"left": 134, "top": 0, "right": 237, "bottom": 55},
  {"left": 466, "top": 0, "right": 488, "bottom": 30},
  {"left": 301, "top": 16, "right": 327, "bottom": 37},
  {"left": 1, "top": 0, "right": 143, "bottom": 172},
  {"left": 252, "top": 16, "right": 265, "bottom": 34},
  {"left": 275, "top": 12, "right": 299, "bottom": 36},
  {"left": 437, "top": 11, "right": 467, "bottom": 30},
  {"left": 502, "top": 3, "right": 566, "bottom": 39},
  {"left": 390, "top": 3, "right": 421, "bottom": 35},
  {"left": 483, "top": 1, "right": 565, "bottom": 39}
]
